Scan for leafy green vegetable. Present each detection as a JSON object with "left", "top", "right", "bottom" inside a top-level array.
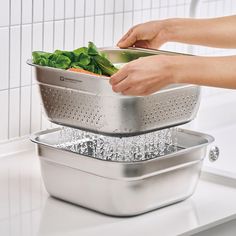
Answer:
[
  {"left": 48, "top": 54, "right": 71, "bottom": 69},
  {"left": 73, "top": 47, "right": 88, "bottom": 60},
  {"left": 78, "top": 53, "right": 91, "bottom": 66},
  {"left": 88, "top": 41, "right": 100, "bottom": 56},
  {"left": 70, "top": 62, "right": 84, "bottom": 69},
  {"left": 32, "top": 42, "right": 118, "bottom": 76},
  {"left": 32, "top": 51, "right": 52, "bottom": 66},
  {"left": 93, "top": 54, "right": 118, "bottom": 76},
  {"left": 54, "top": 50, "right": 75, "bottom": 62}
]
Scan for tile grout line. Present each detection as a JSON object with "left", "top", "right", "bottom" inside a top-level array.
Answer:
[
  {"left": 7, "top": 0, "right": 12, "bottom": 140},
  {"left": 112, "top": 0, "right": 115, "bottom": 45},
  {"left": 29, "top": 0, "right": 34, "bottom": 134},
  {"left": 63, "top": 0, "right": 66, "bottom": 50},
  {"left": 83, "top": 0, "right": 86, "bottom": 46},
  {"left": 73, "top": 0, "right": 76, "bottom": 48},
  {"left": 0, "top": 5, "right": 191, "bottom": 30},
  {"left": 19, "top": 0, "right": 23, "bottom": 137},
  {"left": 93, "top": 0, "right": 96, "bottom": 43},
  {"left": 102, "top": 0, "right": 106, "bottom": 47},
  {"left": 53, "top": 0, "right": 55, "bottom": 51},
  {"left": 40, "top": 0, "right": 46, "bottom": 131}
]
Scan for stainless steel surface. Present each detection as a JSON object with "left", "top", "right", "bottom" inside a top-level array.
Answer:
[
  {"left": 209, "top": 146, "right": 220, "bottom": 162},
  {"left": 31, "top": 128, "right": 214, "bottom": 216},
  {"left": 27, "top": 48, "right": 201, "bottom": 136}
]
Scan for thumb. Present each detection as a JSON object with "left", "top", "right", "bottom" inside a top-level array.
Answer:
[{"left": 117, "top": 29, "right": 137, "bottom": 48}]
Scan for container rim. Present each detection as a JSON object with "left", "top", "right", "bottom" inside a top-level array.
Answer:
[
  {"left": 30, "top": 127, "right": 214, "bottom": 165},
  {"left": 27, "top": 46, "right": 197, "bottom": 96},
  {"left": 27, "top": 58, "right": 198, "bottom": 96}
]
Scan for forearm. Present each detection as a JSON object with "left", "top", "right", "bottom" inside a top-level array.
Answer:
[
  {"left": 163, "top": 15, "right": 236, "bottom": 48},
  {"left": 172, "top": 55, "right": 236, "bottom": 89}
]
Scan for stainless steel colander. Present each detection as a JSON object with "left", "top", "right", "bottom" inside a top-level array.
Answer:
[{"left": 27, "top": 47, "right": 201, "bottom": 136}]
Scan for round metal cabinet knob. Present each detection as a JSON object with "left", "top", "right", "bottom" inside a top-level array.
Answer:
[{"left": 209, "top": 146, "right": 220, "bottom": 162}]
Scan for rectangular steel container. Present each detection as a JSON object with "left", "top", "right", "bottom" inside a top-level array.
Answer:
[
  {"left": 31, "top": 128, "right": 214, "bottom": 216},
  {"left": 27, "top": 48, "right": 201, "bottom": 136}
]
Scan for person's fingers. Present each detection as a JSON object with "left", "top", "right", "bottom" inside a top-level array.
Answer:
[
  {"left": 112, "top": 77, "right": 131, "bottom": 93},
  {"left": 117, "top": 29, "right": 133, "bottom": 46},
  {"left": 122, "top": 86, "right": 146, "bottom": 96},
  {"left": 117, "top": 29, "right": 138, "bottom": 48},
  {"left": 110, "top": 66, "right": 129, "bottom": 86},
  {"left": 134, "top": 40, "right": 149, "bottom": 48},
  {"left": 142, "top": 83, "right": 166, "bottom": 95}
]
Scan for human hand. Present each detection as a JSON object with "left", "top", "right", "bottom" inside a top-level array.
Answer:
[
  {"left": 117, "top": 20, "right": 170, "bottom": 49},
  {"left": 110, "top": 55, "right": 175, "bottom": 96}
]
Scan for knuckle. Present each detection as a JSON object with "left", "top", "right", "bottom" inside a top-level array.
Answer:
[
  {"left": 122, "top": 90, "right": 129, "bottom": 96},
  {"left": 109, "top": 77, "right": 115, "bottom": 85},
  {"left": 112, "top": 85, "right": 119, "bottom": 93}
]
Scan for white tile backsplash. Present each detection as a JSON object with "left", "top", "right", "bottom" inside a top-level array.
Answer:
[
  {"left": 75, "top": 0, "right": 85, "bottom": 17},
  {"left": 21, "top": 25, "right": 32, "bottom": 86},
  {"left": 30, "top": 85, "right": 41, "bottom": 133},
  {"left": 0, "top": 28, "right": 9, "bottom": 90},
  {"left": 10, "top": 26, "right": 21, "bottom": 88},
  {"left": 152, "top": 0, "right": 161, "bottom": 8},
  {"left": 0, "top": 0, "right": 236, "bottom": 145},
  {"left": 0, "top": 0, "right": 9, "bottom": 27},
  {"left": 104, "top": 14, "right": 113, "bottom": 46},
  {"left": 33, "top": 0, "right": 43, "bottom": 22},
  {"left": 9, "top": 88, "right": 20, "bottom": 138},
  {"left": 151, "top": 8, "right": 160, "bottom": 20},
  {"left": 54, "top": 21, "right": 64, "bottom": 49},
  {"left": 113, "top": 13, "right": 123, "bottom": 44},
  {"left": 44, "top": 0, "right": 54, "bottom": 22},
  {"left": 20, "top": 86, "right": 31, "bottom": 136},
  {"left": 123, "top": 12, "right": 133, "bottom": 33},
  {"left": 85, "top": 0, "right": 95, "bottom": 16},
  {"left": 115, "top": 0, "right": 124, "bottom": 12},
  {"left": 32, "top": 23, "right": 43, "bottom": 51},
  {"left": 142, "top": 0, "right": 152, "bottom": 9},
  {"left": 94, "top": 15, "right": 104, "bottom": 47},
  {"left": 55, "top": 0, "right": 65, "bottom": 20},
  {"left": 43, "top": 22, "right": 54, "bottom": 52},
  {"left": 134, "top": 0, "right": 142, "bottom": 10},
  {"left": 64, "top": 19, "right": 76, "bottom": 50},
  {"left": 133, "top": 11, "right": 142, "bottom": 25},
  {"left": 0, "top": 91, "right": 8, "bottom": 140},
  {"left": 74, "top": 18, "right": 85, "bottom": 48},
  {"left": 11, "top": 0, "right": 21, "bottom": 25},
  {"left": 22, "top": 0, "right": 33, "bottom": 24},
  {"left": 65, "top": 0, "right": 75, "bottom": 18},
  {"left": 142, "top": 9, "right": 151, "bottom": 22},
  {"left": 95, "top": 0, "right": 105, "bottom": 15},
  {"left": 124, "top": 0, "right": 133, "bottom": 11},
  {"left": 84, "top": 16, "right": 95, "bottom": 44}
]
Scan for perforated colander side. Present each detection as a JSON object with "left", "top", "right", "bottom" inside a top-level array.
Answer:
[
  {"left": 39, "top": 84, "right": 106, "bottom": 128},
  {"left": 139, "top": 87, "right": 199, "bottom": 128}
]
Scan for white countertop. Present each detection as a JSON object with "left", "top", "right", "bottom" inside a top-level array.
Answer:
[{"left": 1, "top": 150, "right": 236, "bottom": 236}]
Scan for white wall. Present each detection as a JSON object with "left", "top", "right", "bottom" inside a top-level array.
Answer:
[
  {"left": 189, "top": 0, "right": 236, "bottom": 174},
  {"left": 0, "top": 0, "right": 236, "bottom": 168},
  {"left": 0, "top": 0, "right": 192, "bottom": 142}
]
